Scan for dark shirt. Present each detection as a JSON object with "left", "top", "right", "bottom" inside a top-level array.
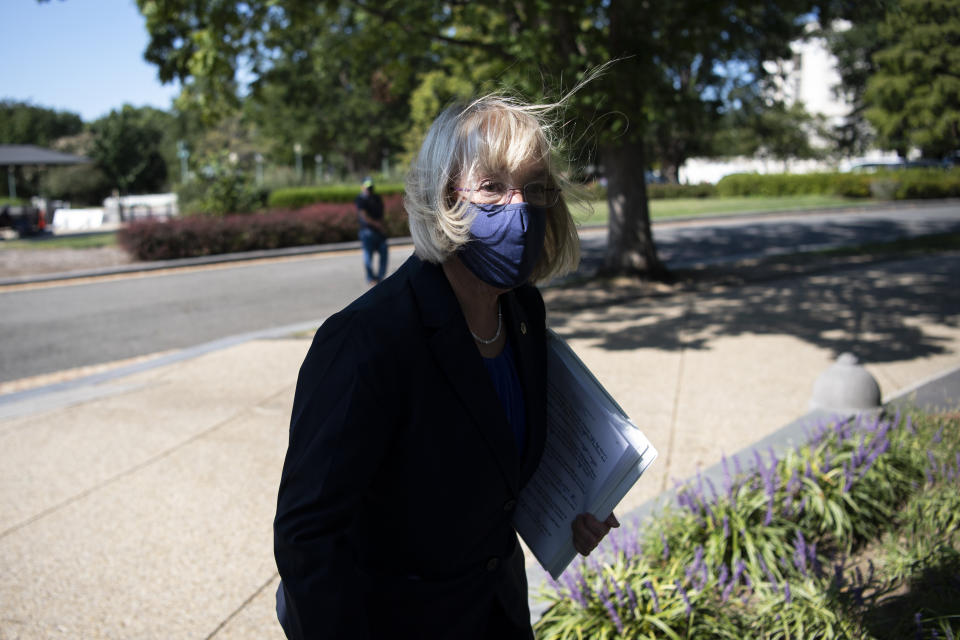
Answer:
[
  {"left": 482, "top": 339, "right": 527, "bottom": 457},
  {"left": 355, "top": 190, "right": 384, "bottom": 231}
]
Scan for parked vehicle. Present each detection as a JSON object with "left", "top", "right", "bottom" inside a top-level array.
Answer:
[{"left": 0, "top": 203, "right": 47, "bottom": 237}]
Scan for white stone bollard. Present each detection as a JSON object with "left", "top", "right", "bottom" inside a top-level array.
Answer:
[{"left": 810, "top": 352, "right": 882, "bottom": 415}]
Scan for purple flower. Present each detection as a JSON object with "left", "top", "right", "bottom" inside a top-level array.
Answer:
[
  {"left": 626, "top": 583, "right": 638, "bottom": 611},
  {"left": 721, "top": 577, "right": 735, "bottom": 603},
  {"left": 741, "top": 572, "right": 753, "bottom": 604},
  {"left": 722, "top": 514, "right": 730, "bottom": 538},
  {"left": 754, "top": 450, "right": 766, "bottom": 477},
  {"left": 733, "top": 454, "right": 743, "bottom": 476},
  {"left": 905, "top": 415, "right": 915, "bottom": 435},
  {"left": 794, "top": 535, "right": 808, "bottom": 576},
  {"left": 933, "top": 424, "right": 944, "bottom": 444},
  {"left": 758, "top": 554, "right": 778, "bottom": 593},
  {"left": 842, "top": 462, "right": 854, "bottom": 493},
  {"left": 661, "top": 533, "right": 670, "bottom": 561},
  {"left": 601, "top": 593, "right": 624, "bottom": 634},
  {"left": 563, "top": 572, "right": 587, "bottom": 608},
  {"left": 786, "top": 469, "right": 800, "bottom": 495},
  {"left": 783, "top": 581, "right": 792, "bottom": 604},
  {"left": 675, "top": 579, "right": 692, "bottom": 616},
  {"left": 722, "top": 455, "right": 734, "bottom": 498},
  {"left": 608, "top": 574, "right": 626, "bottom": 606},
  {"left": 808, "top": 541, "right": 821, "bottom": 577},
  {"left": 718, "top": 563, "right": 729, "bottom": 587},
  {"left": 643, "top": 580, "right": 660, "bottom": 613}
]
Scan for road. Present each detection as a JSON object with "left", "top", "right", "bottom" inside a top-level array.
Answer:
[{"left": 1, "top": 202, "right": 958, "bottom": 384}]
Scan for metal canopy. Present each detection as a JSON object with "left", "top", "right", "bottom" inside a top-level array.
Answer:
[
  {"left": 0, "top": 144, "right": 90, "bottom": 167},
  {"left": 1, "top": 145, "right": 91, "bottom": 199}
]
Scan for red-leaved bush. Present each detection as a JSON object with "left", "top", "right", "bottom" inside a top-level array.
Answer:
[{"left": 119, "top": 194, "right": 409, "bottom": 261}]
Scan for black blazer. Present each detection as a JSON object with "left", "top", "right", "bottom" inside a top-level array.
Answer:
[{"left": 274, "top": 255, "right": 548, "bottom": 639}]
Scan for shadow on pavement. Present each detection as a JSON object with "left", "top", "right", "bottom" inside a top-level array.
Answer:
[
  {"left": 576, "top": 214, "right": 960, "bottom": 274},
  {"left": 545, "top": 252, "right": 960, "bottom": 365}
]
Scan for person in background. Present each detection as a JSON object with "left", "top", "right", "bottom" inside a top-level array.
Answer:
[
  {"left": 274, "top": 91, "right": 617, "bottom": 640},
  {"left": 356, "top": 176, "right": 387, "bottom": 285}
]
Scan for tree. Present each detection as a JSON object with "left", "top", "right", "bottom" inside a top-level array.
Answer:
[
  {"left": 822, "top": 13, "right": 890, "bottom": 156},
  {"left": 0, "top": 100, "right": 83, "bottom": 146},
  {"left": 137, "top": 0, "right": 820, "bottom": 278},
  {"left": 89, "top": 106, "right": 175, "bottom": 208},
  {"left": 864, "top": 0, "right": 960, "bottom": 159}
]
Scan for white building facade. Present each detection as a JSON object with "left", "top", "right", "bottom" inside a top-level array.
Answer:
[{"left": 679, "top": 21, "right": 899, "bottom": 184}]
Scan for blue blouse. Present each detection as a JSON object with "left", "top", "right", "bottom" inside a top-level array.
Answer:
[{"left": 481, "top": 339, "right": 527, "bottom": 457}]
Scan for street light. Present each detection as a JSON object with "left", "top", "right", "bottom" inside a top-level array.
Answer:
[
  {"left": 177, "top": 140, "right": 190, "bottom": 183},
  {"left": 255, "top": 153, "right": 264, "bottom": 186},
  {"left": 294, "top": 143, "right": 303, "bottom": 182},
  {"left": 314, "top": 154, "right": 323, "bottom": 183}
]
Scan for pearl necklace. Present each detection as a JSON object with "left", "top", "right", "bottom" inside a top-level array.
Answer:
[{"left": 471, "top": 301, "right": 502, "bottom": 345}]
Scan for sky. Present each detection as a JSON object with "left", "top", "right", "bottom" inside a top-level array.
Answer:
[{"left": 0, "top": 0, "right": 182, "bottom": 122}]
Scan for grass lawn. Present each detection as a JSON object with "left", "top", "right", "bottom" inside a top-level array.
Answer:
[
  {"left": 571, "top": 195, "right": 872, "bottom": 225},
  {"left": 0, "top": 231, "right": 119, "bottom": 250}
]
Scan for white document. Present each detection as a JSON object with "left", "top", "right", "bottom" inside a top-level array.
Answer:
[{"left": 514, "top": 330, "right": 658, "bottom": 579}]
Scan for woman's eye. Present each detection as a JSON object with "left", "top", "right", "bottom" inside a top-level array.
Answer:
[{"left": 479, "top": 181, "right": 504, "bottom": 194}]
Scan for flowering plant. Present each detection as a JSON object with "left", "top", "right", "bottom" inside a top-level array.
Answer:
[{"left": 535, "top": 410, "right": 960, "bottom": 639}]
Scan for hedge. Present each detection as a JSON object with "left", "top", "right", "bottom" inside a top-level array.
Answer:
[
  {"left": 575, "top": 182, "right": 717, "bottom": 201},
  {"left": 716, "top": 168, "right": 960, "bottom": 199},
  {"left": 119, "top": 193, "right": 409, "bottom": 261},
  {"left": 267, "top": 183, "right": 406, "bottom": 209}
]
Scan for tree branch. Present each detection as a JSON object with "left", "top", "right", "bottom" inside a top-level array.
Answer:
[{"left": 347, "top": 0, "right": 516, "bottom": 60}]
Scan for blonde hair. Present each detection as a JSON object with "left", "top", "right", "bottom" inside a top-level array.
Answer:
[{"left": 404, "top": 93, "right": 580, "bottom": 283}]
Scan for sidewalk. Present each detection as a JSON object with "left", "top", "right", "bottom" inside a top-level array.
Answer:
[{"left": 1, "top": 250, "right": 959, "bottom": 638}]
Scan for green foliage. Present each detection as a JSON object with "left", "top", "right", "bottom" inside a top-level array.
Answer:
[
  {"left": 535, "top": 411, "right": 960, "bottom": 640},
  {"left": 267, "top": 184, "right": 405, "bottom": 209},
  {"left": 176, "top": 152, "right": 268, "bottom": 216},
  {"left": 647, "top": 183, "right": 717, "bottom": 199},
  {"left": 90, "top": 105, "right": 175, "bottom": 195},
  {"left": 0, "top": 100, "right": 83, "bottom": 146},
  {"left": 118, "top": 193, "right": 408, "bottom": 260},
  {"left": 716, "top": 169, "right": 960, "bottom": 199},
  {"left": 39, "top": 164, "right": 113, "bottom": 206},
  {"left": 133, "top": 0, "right": 828, "bottom": 275},
  {"left": 865, "top": 0, "right": 960, "bottom": 158}
]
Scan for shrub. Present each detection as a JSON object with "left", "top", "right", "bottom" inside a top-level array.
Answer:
[
  {"left": 535, "top": 410, "right": 960, "bottom": 640},
  {"left": 894, "top": 169, "right": 960, "bottom": 199},
  {"left": 715, "top": 169, "right": 960, "bottom": 200},
  {"left": 176, "top": 157, "right": 269, "bottom": 217},
  {"left": 647, "top": 183, "right": 717, "bottom": 199},
  {"left": 573, "top": 182, "right": 717, "bottom": 201},
  {"left": 267, "top": 183, "right": 405, "bottom": 209},
  {"left": 119, "top": 193, "right": 408, "bottom": 261}
]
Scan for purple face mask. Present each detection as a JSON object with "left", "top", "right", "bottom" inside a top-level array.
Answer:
[{"left": 458, "top": 202, "right": 547, "bottom": 289}]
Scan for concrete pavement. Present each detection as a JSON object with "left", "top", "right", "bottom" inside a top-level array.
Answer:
[{"left": 1, "top": 250, "right": 959, "bottom": 639}]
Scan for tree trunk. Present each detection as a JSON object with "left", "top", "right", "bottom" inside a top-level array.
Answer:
[{"left": 602, "top": 140, "right": 668, "bottom": 279}]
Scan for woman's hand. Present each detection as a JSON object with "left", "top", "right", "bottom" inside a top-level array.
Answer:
[{"left": 572, "top": 512, "right": 620, "bottom": 556}]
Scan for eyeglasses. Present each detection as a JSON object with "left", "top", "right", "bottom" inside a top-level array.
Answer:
[{"left": 456, "top": 181, "right": 562, "bottom": 207}]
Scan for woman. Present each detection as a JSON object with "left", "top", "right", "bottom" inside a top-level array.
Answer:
[{"left": 274, "top": 93, "right": 618, "bottom": 639}]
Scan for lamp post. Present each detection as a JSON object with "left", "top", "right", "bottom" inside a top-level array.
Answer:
[
  {"left": 176, "top": 140, "right": 190, "bottom": 183},
  {"left": 255, "top": 153, "right": 264, "bottom": 186},
  {"left": 294, "top": 143, "right": 303, "bottom": 183},
  {"left": 314, "top": 154, "right": 323, "bottom": 183}
]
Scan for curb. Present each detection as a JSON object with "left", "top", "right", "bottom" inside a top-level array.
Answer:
[{"left": 4, "top": 199, "right": 956, "bottom": 287}]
